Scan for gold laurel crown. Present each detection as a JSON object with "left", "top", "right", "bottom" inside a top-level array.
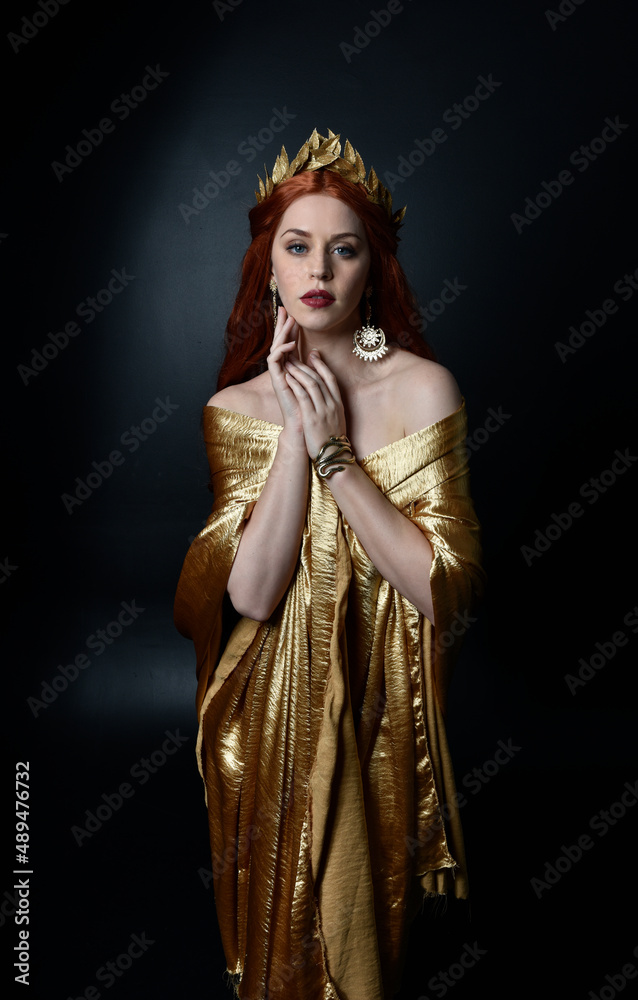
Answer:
[{"left": 255, "top": 128, "right": 406, "bottom": 227}]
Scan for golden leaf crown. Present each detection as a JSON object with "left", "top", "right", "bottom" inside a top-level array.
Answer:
[{"left": 255, "top": 128, "right": 406, "bottom": 228}]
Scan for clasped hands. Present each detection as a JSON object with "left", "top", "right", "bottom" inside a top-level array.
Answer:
[{"left": 267, "top": 305, "right": 351, "bottom": 463}]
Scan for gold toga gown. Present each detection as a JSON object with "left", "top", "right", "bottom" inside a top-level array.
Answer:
[{"left": 174, "top": 398, "right": 485, "bottom": 1000}]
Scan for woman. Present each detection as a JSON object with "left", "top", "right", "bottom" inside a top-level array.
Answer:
[{"left": 174, "top": 129, "right": 485, "bottom": 1000}]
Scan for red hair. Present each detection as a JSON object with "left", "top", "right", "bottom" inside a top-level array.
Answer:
[{"left": 216, "top": 170, "right": 435, "bottom": 390}]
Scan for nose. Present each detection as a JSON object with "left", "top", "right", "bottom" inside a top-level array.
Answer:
[{"left": 308, "top": 250, "right": 331, "bottom": 280}]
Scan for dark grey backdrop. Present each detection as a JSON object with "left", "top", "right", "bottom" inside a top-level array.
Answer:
[{"left": 4, "top": 0, "right": 637, "bottom": 997}]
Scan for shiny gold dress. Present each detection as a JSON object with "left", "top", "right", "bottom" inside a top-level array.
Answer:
[{"left": 174, "top": 398, "right": 485, "bottom": 1000}]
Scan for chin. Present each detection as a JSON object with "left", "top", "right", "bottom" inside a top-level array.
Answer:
[{"left": 296, "top": 308, "right": 357, "bottom": 336}]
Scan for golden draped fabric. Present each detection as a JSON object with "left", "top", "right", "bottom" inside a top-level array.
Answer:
[{"left": 174, "top": 398, "right": 485, "bottom": 1000}]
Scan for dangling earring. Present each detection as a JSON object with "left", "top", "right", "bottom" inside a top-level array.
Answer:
[
  {"left": 353, "top": 287, "right": 388, "bottom": 362},
  {"left": 269, "top": 278, "right": 279, "bottom": 320}
]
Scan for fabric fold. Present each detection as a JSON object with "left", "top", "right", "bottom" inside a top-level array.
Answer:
[{"left": 173, "top": 399, "right": 485, "bottom": 1000}]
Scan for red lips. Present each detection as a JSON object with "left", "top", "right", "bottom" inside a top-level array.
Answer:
[{"left": 301, "top": 289, "right": 335, "bottom": 308}]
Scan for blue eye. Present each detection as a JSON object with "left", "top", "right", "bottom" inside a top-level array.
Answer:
[
  {"left": 333, "top": 245, "right": 355, "bottom": 257},
  {"left": 286, "top": 243, "right": 307, "bottom": 254}
]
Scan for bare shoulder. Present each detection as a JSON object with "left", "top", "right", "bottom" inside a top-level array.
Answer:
[
  {"left": 206, "top": 382, "right": 252, "bottom": 411},
  {"left": 390, "top": 353, "right": 463, "bottom": 435},
  {"left": 206, "top": 372, "right": 278, "bottom": 421}
]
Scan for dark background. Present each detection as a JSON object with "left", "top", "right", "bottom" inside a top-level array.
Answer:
[{"left": 3, "top": 0, "right": 637, "bottom": 997}]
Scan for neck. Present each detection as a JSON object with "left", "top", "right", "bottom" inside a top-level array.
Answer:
[
  {"left": 296, "top": 326, "right": 350, "bottom": 364},
  {"left": 294, "top": 317, "right": 374, "bottom": 388}
]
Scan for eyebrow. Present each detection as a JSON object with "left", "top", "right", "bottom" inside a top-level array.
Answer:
[{"left": 279, "top": 228, "right": 363, "bottom": 240}]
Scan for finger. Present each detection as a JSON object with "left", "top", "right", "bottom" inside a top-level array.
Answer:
[
  {"left": 284, "top": 371, "right": 312, "bottom": 407},
  {"left": 284, "top": 361, "right": 332, "bottom": 406},
  {"left": 268, "top": 340, "right": 297, "bottom": 365},
  {"left": 284, "top": 369, "right": 321, "bottom": 408},
  {"left": 284, "top": 319, "right": 302, "bottom": 349},
  {"left": 306, "top": 352, "right": 343, "bottom": 404},
  {"left": 269, "top": 316, "right": 298, "bottom": 364},
  {"left": 285, "top": 357, "right": 323, "bottom": 381},
  {"left": 272, "top": 313, "right": 300, "bottom": 358},
  {"left": 285, "top": 359, "right": 332, "bottom": 405},
  {"left": 272, "top": 309, "right": 294, "bottom": 344}
]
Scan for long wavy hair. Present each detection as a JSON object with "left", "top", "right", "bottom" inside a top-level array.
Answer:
[{"left": 216, "top": 169, "right": 435, "bottom": 390}]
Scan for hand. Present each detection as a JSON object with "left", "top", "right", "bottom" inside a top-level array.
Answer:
[
  {"left": 282, "top": 351, "right": 348, "bottom": 459},
  {"left": 267, "top": 306, "right": 304, "bottom": 433}
]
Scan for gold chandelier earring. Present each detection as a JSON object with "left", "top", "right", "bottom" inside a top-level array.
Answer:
[
  {"left": 353, "top": 287, "right": 388, "bottom": 362},
  {"left": 269, "top": 278, "right": 280, "bottom": 320}
]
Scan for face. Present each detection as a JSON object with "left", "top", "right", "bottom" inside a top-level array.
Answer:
[{"left": 271, "top": 193, "right": 371, "bottom": 336}]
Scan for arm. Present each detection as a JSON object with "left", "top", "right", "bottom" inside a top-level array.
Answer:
[
  {"left": 283, "top": 353, "right": 463, "bottom": 623},
  {"left": 224, "top": 428, "right": 308, "bottom": 621},
  {"left": 216, "top": 309, "right": 310, "bottom": 622},
  {"left": 321, "top": 461, "right": 436, "bottom": 621}
]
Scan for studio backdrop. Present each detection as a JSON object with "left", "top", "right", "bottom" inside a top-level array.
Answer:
[{"left": 4, "top": 1, "right": 637, "bottom": 997}]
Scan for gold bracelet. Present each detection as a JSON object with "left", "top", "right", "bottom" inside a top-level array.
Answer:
[{"left": 314, "top": 435, "right": 356, "bottom": 479}]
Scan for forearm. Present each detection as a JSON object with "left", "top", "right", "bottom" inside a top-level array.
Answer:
[
  {"left": 325, "top": 461, "right": 435, "bottom": 622},
  {"left": 226, "top": 430, "right": 309, "bottom": 621}
]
